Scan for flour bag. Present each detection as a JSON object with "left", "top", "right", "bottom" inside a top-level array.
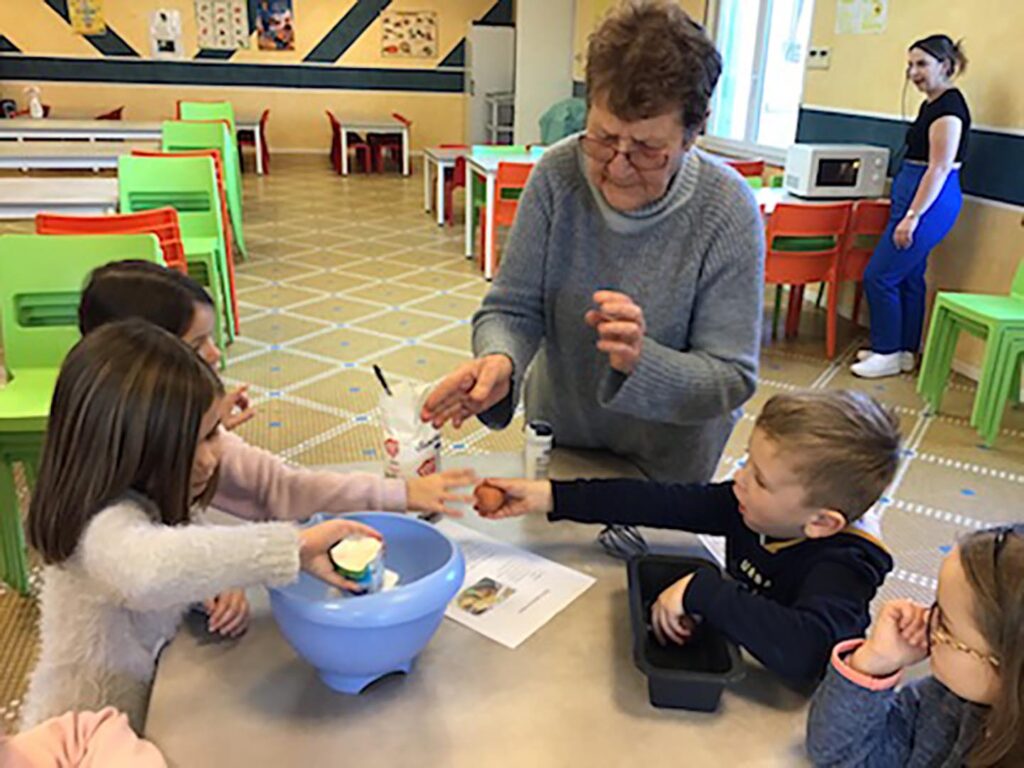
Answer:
[{"left": 380, "top": 381, "right": 441, "bottom": 478}]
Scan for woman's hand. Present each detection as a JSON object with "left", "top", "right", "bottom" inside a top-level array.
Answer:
[
  {"left": 203, "top": 589, "right": 250, "bottom": 638},
  {"left": 850, "top": 599, "right": 930, "bottom": 677},
  {"left": 222, "top": 384, "right": 256, "bottom": 431},
  {"left": 298, "top": 519, "right": 384, "bottom": 591},
  {"left": 421, "top": 355, "right": 514, "bottom": 428},
  {"left": 473, "top": 478, "right": 552, "bottom": 519},
  {"left": 406, "top": 468, "right": 478, "bottom": 516},
  {"left": 892, "top": 215, "right": 919, "bottom": 249},
  {"left": 585, "top": 291, "right": 646, "bottom": 375}
]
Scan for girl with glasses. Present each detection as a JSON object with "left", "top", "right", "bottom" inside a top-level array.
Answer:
[{"left": 807, "top": 525, "right": 1023, "bottom": 767}]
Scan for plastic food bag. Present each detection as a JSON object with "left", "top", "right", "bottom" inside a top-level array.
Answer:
[{"left": 380, "top": 380, "right": 440, "bottom": 479}]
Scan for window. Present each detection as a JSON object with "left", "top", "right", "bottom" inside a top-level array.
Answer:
[{"left": 707, "top": 0, "right": 815, "bottom": 150}]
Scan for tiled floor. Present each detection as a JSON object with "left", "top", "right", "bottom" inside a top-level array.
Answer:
[{"left": 1, "top": 155, "right": 1022, "bottom": 732}]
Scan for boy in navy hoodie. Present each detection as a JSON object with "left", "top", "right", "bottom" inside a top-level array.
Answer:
[{"left": 476, "top": 390, "right": 899, "bottom": 685}]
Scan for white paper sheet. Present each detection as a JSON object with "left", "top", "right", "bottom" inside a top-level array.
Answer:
[{"left": 436, "top": 519, "right": 596, "bottom": 650}]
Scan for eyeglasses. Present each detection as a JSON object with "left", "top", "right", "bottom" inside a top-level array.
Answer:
[
  {"left": 927, "top": 600, "right": 1000, "bottom": 669},
  {"left": 578, "top": 135, "right": 671, "bottom": 171}
]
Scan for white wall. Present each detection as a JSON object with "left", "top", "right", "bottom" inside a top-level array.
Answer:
[{"left": 514, "top": 0, "right": 576, "bottom": 145}]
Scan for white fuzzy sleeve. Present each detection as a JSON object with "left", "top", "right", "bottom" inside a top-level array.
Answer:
[{"left": 79, "top": 501, "right": 301, "bottom": 611}]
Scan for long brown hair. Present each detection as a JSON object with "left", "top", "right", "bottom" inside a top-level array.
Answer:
[
  {"left": 960, "top": 525, "right": 1024, "bottom": 767},
  {"left": 28, "top": 321, "right": 223, "bottom": 563}
]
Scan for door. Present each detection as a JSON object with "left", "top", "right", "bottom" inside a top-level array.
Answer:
[{"left": 465, "top": 24, "right": 515, "bottom": 145}]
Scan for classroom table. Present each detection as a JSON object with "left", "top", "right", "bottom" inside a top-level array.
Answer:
[
  {"left": 422, "top": 146, "right": 468, "bottom": 226},
  {"left": 236, "top": 116, "right": 266, "bottom": 175},
  {"left": 0, "top": 177, "right": 118, "bottom": 219},
  {"left": 753, "top": 187, "right": 888, "bottom": 215},
  {"left": 338, "top": 117, "right": 410, "bottom": 177},
  {"left": 0, "top": 140, "right": 159, "bottom": 170},
  {"left": 465, "top": 146, "right": 547, "bottom": 281},
  {"left": 145, "top": 448, "right": 812, "bottom": 767},
  {"left": 0, "top": 118, "right": 163, "bottom": 142}
]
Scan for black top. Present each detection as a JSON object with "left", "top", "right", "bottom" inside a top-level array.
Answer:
[
  {"left": 904, "top": 87, "right": 971, "bottom": 163},
  {"left": 550, "top": 479, "right": 894, "bottom": 684}
]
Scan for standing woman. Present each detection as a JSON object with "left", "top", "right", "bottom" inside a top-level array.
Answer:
[{"left": 852, "top": 35, "right": 970, "bottom": 379}]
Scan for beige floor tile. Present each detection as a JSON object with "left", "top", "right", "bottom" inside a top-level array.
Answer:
[
  {"left": 291, "top": 327, "right": 396, "bottom": 362},
  {"left": 290, "top": 423, "right": 387, "bottom": 465},
  {"left": 350, "top": 309, "right": 450, "bottom": 339},
  {"left": 342, "top": 259, "right": 421, "bottom": 280},
  {"left": 232, "top": 397, "right": 341, "bottom": 454},
  {"left": 290, "top": 369, "right": 382, "bottom": 414},
  {"left": 236, "top": 313, "right": 327, "bottom": 345},
  {"left": 286, "top": 270, "right": 376, "bottom": 294},
  {"left": 346, "top": 282, "right": 434, "bottom": 307},
  {"left": 408, "top": 293, "right": 482, "bottom": 318},
  {"left": 396, "top": 269, "right": 478, "bottom": 292},
  {"left": 238, "top": 260, "right": 320, "bottom": 282},
  {"left": 224, "top": 350, "right": 335, "bottom": 390},
  {"left": 422, "top": 322, "right": 473, "bottom": 351},
  {"left": 369, "top": 343, "right": 471, "bottom": 381},
  {"left": 289, "top": 296, "right": 383, "bottom": 325},
  {"left": 239, "top": 283, "right": 321, "bottom": 309}
]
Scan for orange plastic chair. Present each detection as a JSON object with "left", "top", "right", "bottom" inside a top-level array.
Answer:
[
  {"left": 725, "top": 158, "right": 765, "bottom": 179},
  {"left": 765, "top": 202, "right": 853, "bottom": 358},
  {"left": 238, "top": 108, "right": 270, "bottom": 173},
  {"left": 95, "top": 106, "right": 124, "bottom": 120},
  {"left": 841, "top": 200, "right": 891, "bottom": 327},
  {"left": 325, "top": 110, "right": 371, "bottom": 174},
  {"left": 35, "top": 208, "right": 187, "bottom": 274},
  {"left": 480, "top": 161, "right": 534, "bottom": 275},
  {"left": 131, "top": 149, "right": 240, "bottom": 334},
  {"left": 441, "top": 144, "right": 469, "bottom": 226},
  {"left": 371, "top": 113, "right": 412, "bottom": 173}
]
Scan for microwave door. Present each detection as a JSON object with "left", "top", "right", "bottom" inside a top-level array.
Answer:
[{"left": 816, "top": 158, "right": 860, "bottom": 188}]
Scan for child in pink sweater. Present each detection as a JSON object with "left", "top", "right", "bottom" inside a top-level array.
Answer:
[{"left": 78, "top": 260, "right": 474, "bottom": 637}]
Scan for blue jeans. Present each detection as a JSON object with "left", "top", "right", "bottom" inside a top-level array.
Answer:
[{"left": 864, "top": 162, "right": 962, "bottom": 354}]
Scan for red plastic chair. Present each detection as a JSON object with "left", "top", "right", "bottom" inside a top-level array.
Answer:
[
  {"left": 131, "top": 148, "right": 240, "bottom": 335},
  {"left": 441, "top": 144, "right": 469, "bottom": 226},
  {"left": 765, "top": 202, "right": 853, "bottom": 358},
  {"left": 95, "top": 106, "right": 124, "bottom": 120},
  {"left": 370, "top": 113, "right": 412, "bottom": 173},
  {"left": 238, "top": 108, "right": 270, "bottom": 173},
  {"left": 841, "top": 200, "right": 891, "bottom": 327},
  {"left": 35, "top": 208, "right": 188, "bottom": 274},
  {"left": 480, "top": 161, "right": 534, "bottom": 275},
  {"left": 325, "top": 110, "right": 371, "bottom": 174},
  {"left": 725, "top": 158, "right": 765, "bottom": 179}
]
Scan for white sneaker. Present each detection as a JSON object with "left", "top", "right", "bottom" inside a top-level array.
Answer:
[
  {"left": 851, "top": 352, "right": 903, "bottom": 379},
  {"left": 856, "top": 349, "right": 915, "bottom": 372}
]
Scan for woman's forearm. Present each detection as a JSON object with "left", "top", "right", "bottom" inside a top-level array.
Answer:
[{"left": 905, "top": 163, "right": 952, "bottom": 218}]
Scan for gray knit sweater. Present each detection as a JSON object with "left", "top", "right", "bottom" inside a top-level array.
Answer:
[{"left": 473, "top": 137, "right": 764, "bottom": 482}]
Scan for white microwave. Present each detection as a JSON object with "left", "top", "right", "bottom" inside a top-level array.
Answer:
[{"left": 784, "top": 143, "right": 890, "bottom": 199}]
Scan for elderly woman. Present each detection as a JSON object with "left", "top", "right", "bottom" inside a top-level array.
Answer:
[{"left": 422, "top": 0, "right": 764, "bottom": 482}]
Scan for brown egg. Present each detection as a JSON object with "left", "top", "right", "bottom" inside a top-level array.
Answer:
[{"left": 474, "top": 484, "right": 505, "bottom": 515}]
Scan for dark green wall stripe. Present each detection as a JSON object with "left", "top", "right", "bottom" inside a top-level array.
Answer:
[
  {"left": 304, "top": 0, "right": 392, "bottom": 64},
  {"left": 438, "top": 39, "right": 464, "bottom": 68},
  {"left": 796, "top": 107, "right": 1024, "bottom": 207},
  {"left": 0, "top": 54, "right": 462, "bottom": 93},
  {"left": 572, "top": 80, "right": 585, "bottom": 98},
  {"left": 480, "top": 0, "right": 514, "bottom": 26},
  {"left": 42, "top": 0, "right": 139, "bottom": 58},
  {"left": 0, "top": 36, "right": 20, "bottom": 53},
  {"left": 195, "top": 49, "right": 238, "bottom": 60}
]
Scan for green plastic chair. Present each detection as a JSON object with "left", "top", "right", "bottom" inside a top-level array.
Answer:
[
  {"left": 917, "top": 259, "right": 1024, "bottom": 444},
  {"left": 162, "top": 120, "right": 247, "bottom": 259},
  {"left": 0, "top": 233, "right": 162, "bottom": 594},
  {"left": 118, "top": 154, "right": 235, "bottom": 352},
  {"left": 178, "top": 100, "right": 237, "bottom": 136}
]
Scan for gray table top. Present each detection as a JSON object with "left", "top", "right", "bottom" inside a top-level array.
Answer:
[{"left": 145, "top": 449, "right": 811, "bottom": 768}]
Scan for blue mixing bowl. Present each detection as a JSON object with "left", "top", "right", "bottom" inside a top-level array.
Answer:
[{"left": 268, "top": 512, "right": 465, "bottom": 693}]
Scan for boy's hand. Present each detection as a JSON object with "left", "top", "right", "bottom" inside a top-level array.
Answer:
[
  {"left": 473, "top": 478, "right": 552, "bottom": 518},
  {"left": 850, "top": 599, "right": 930, "bottom": 677},
  {"left": 406, "top": 469, "right": 477, "bottom": 517},
  {"left": 203, "top": 589, "right": 250, "bottom": 638},
  {"left": 651, "top": 573, "right": 698, "bottom": 646}
]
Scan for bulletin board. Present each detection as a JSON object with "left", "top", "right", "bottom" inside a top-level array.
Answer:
[
  {"left": 381, "top": 11, "right": 439, "bottom": 59},
  {"left": 195, "top": 0, "right": 250, "bottom": 50}
]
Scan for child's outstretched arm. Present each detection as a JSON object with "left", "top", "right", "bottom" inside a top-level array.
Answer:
[
  {"left": 80, "top": 501, "right": 379, "bottom": 611},
  {"left": 806, "top": 601, "right": 930, "bottom": 766},
  {"left": 214, "top": 431, "right": 475, "bottom": 520},
  {"left": 478, "top": 477, "right": 740, "bottom": 536}
]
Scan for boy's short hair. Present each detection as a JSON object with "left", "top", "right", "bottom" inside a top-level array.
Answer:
[{"left": 755, "top": 390, "right": 901, "bottom": 520}]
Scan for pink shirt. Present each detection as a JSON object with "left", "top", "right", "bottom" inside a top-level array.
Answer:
[{"left": 212, "top": 430, "right": 407, "bottom": 521}]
